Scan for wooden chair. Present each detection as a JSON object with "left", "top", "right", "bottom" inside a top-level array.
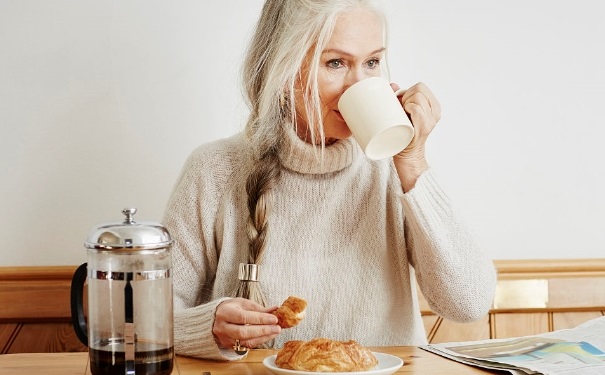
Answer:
[{"left": 420, "top": 259, "right": 605, "bottom": 343}]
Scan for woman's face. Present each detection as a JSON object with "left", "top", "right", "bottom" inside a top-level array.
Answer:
[{"left": 295, "top": 7, "right": 385, "bottom": 144}]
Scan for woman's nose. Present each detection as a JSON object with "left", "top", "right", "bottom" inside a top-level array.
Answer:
[{"left": 343, "top": 68, "right": 368, "bottom": 91}]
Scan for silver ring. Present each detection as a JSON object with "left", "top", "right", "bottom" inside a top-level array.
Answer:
[{"left": 233, "top": 339, "right": 249, "bottom": 355}]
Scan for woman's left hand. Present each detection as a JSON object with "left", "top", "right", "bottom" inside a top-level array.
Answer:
[{"left": 391, "top": 82, "right": 441, "bottom": 192}]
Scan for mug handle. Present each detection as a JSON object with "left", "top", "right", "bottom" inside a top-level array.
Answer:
[{"left": 70, "top": 262, "right": 89, "bottom": 346}]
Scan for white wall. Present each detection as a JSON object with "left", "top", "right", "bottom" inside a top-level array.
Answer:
[{"left": 1, "top": 1, "right": 603, "bottom": 266}]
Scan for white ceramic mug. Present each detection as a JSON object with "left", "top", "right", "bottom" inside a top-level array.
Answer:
[{"left": 338, "top": 77, "right": 414, "bottom": 160}]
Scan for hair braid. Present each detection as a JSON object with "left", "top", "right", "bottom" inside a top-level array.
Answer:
[{"left": 234, "top": 141, "right": 282, "bottom": 306}]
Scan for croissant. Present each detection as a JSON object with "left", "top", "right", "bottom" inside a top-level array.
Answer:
[
  {"left": 275, "top": 338, "right": 378, "bottom": 372},
  {"left": 273, "top": 296, "right": 307, "bottom": 328}
]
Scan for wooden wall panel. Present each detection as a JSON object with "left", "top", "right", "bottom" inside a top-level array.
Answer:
[
  {"left": 429, "top": 316, "right": 490, "bottom": 344},
  {"left": 493, "top": 258, "right": 605, "bottom": 279},
  {"left": 0, "top": 323, "right": 19, "bottom": 354},
  {"left": 0, "top": 280, "right": 73, "bottom": 322},
  {"left": 0, "top": 266, "right": 85, "bottom": 354},
  {"left": 552, "top": 311, "right": 604, "bottom": 331},
  {"left": 0, "top": 266, "right": 76, "bottom": 322},
  {"left": 548, "top": 277, "right": 605, "bottom": 308},
  {"left": 4, "top": 323, "right": 86, "bottom": 354},
  {"left": 491, "top": 313, "right": 549, "bottom": 339}
]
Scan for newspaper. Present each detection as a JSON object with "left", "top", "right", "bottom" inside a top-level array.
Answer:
[{"left": 421, "top": 316, "right": 605, "bottom": 375}]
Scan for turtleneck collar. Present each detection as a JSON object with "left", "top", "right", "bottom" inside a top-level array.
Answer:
[{"left": 279, "top": 123, "right": 363, "bottom": 175}]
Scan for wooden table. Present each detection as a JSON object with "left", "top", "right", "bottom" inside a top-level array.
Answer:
[{"left": 0, "top": 347, "right": 502, "bottom": 374}]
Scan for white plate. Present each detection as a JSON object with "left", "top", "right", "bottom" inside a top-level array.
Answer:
[{"left": 262, "top": 352, "right": 404, "bottom": 375}]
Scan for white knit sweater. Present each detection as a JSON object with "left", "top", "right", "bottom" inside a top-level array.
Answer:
[{"left": 162, "top": 125, "right": 497, "bottom": 361}]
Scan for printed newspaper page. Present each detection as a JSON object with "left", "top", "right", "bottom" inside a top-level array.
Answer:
[{"left": 421, "top": 316, "right": 605, "bottom": 375}]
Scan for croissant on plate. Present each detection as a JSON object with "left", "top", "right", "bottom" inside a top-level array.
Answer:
[{"left": 275, "top": 338, "right": 378, "bottom": 372}]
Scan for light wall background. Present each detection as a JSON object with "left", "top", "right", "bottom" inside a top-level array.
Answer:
[{"left": 1, "top": 0, "right": 603, "bottom": 266}]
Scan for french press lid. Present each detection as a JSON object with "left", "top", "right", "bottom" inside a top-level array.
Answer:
[{"left": 85, "top": 208, "right": 172, "bottom": 251}]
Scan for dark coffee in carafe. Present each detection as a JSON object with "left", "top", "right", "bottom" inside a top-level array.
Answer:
[{"left": 89, "top": 344, "right": 173, "bottom": 375}]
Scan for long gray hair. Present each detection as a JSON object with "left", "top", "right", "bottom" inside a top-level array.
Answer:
[{"left": 235, "top": 0, "right": 387, "bottom": 306}]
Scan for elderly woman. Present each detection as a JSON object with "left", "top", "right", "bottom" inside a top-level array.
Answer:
[{"left": 163, "top": 0, "right": 497, "bottom": 361}]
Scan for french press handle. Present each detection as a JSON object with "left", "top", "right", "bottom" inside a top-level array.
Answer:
[{"left": 70, "top": 262, "right": 89, "bottom": 346}]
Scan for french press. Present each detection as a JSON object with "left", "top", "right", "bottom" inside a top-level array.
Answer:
[{"left": 70, "top": 208, "right": 174, "bottom": 375}]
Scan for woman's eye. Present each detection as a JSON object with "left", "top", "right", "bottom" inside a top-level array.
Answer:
[
  {"left": 326, "top": 59, "right": 344, "bottom": 69},
  {"left": 366, "top": 58, "right": 381, "bottom": 69}
]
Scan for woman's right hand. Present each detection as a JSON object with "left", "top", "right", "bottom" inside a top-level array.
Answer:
[{"left": 213, "top": 297, "right": 282, "bottom": 350}]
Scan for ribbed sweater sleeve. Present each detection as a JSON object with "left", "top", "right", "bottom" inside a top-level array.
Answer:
[
  {"left": 401, "top": 170, "right": 497, "bottom": 322},
  {"left": 172, "top": 297, "right": 245, "bottom": 360}
]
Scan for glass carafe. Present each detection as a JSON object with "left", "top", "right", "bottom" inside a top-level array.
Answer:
[{"left": 71, "top": 208, "right": 174, "bottom": 375}]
